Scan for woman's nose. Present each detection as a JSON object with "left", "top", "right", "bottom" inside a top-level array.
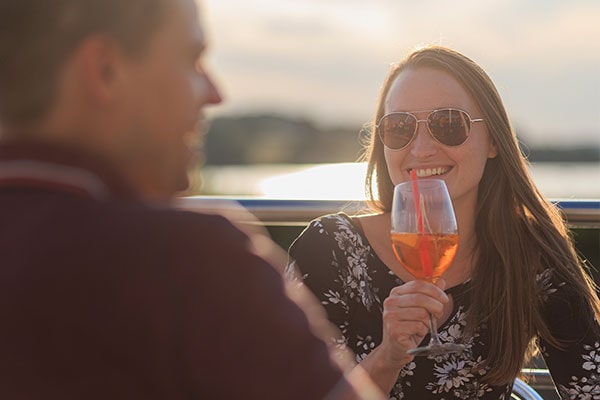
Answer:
[{"left": 409, "top": 121, "right": 438, "bottom": 158}]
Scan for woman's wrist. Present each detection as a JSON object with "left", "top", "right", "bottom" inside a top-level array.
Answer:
[{"left": 359, "top": 345, "right": 406, "bottom": 394}]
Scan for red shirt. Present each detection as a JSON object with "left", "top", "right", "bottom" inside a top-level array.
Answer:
[{"left": 0, "top": 142, "right": 350, "bottom": 399}]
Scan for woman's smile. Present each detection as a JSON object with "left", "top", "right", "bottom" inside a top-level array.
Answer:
[{"left": 409, "top": 166, "right": 452, "bottom": 178}]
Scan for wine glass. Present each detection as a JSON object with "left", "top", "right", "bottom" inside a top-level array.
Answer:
[{"left": 390, "top": 178, "right": 465, "bottom": 356}]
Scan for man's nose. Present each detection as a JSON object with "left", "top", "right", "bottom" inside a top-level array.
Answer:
[
  {"left": 196, "top": 68, "right": 223, "bottom": 106},
  {"left": 202, "top": 73, "right": 223, "bottom": 105}
]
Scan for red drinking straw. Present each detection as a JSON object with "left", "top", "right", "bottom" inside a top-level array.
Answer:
[{"left": 410, "top": 170, "right": 433, "bottom": 278}]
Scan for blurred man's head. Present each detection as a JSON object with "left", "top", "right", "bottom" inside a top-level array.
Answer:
[
  {"left": 0, "top": 0, "right": 222, "bottom": 201},
  {"left": 0, "top": 0, "right": 167, "bottom": 124}
]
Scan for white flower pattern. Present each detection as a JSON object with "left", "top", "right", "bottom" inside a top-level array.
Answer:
[
  {"left": 582, "top": 342, "right": 600, "bottom": 374},
  {"left": 557, "top": 341, "right": 600, "bottom": 399},
  {"left": 288, "top": 213, "right": 600, "bottom": 399}
]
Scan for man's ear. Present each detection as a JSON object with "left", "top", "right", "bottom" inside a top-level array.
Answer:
[{"left": 74, "top": 35, "right": 127, "bottom": 106}]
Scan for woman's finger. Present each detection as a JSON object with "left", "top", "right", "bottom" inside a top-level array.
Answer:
[{"left": 384, "top": 291, "right": 446, "bottom": 316}]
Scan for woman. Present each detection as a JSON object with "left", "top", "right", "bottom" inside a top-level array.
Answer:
[{"left": 286, "top": 45, "right": 600, "bottom": 399}]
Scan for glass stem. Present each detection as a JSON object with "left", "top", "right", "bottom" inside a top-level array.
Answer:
[{"left": 428, "top": 313, "right": 443, "bottom": 346}]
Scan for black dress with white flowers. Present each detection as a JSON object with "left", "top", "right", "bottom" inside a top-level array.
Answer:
[{"left": 287, "top": 213, "right": 600, "bottom": 400}]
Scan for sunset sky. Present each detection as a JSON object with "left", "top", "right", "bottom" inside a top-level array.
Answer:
[{"left": 200, "top": 0, "right": 600, "bottom": 146}]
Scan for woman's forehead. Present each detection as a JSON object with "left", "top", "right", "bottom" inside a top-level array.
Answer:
[{"left": 385, "top": 68, "right": 476, "bottom": 113}]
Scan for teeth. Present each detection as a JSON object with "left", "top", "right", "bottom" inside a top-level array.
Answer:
[{"left": 414, "top": 167, "right": 449, "bottom": 177}]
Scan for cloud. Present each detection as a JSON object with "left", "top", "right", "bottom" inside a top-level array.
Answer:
[{"left": 202, "top": 0, "right": 600, "bottom": 144}]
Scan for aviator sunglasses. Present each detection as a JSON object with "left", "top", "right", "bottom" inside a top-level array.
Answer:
[{"left": 376, "top": 108, "right": 484, "bottom": 150}]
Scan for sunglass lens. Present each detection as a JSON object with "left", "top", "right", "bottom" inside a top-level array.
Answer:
[
  {"left": 428, "top": 109, "right": 470, "bottom": 146},
  {"left": 380, "top": 113, "right": 416, "bottom": 149}
]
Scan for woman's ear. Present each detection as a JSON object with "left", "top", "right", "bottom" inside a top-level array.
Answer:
[{"left": 487, "top": 139, "right": 498, "bottom": 159}]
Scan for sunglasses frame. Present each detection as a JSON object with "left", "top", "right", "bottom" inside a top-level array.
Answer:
[{"left": 376, "top": 108, "right": 484, "bottom": 151}]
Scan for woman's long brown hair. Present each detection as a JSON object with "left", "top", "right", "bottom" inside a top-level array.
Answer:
[{"left": 363, "top": 45, "right": 600, "bottom": 385}]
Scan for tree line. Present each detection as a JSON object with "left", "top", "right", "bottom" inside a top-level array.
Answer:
[{"left": 204, "top": 113, "right": 599, "bottom": 165}]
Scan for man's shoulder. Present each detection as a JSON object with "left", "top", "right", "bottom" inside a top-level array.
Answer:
[
  {"left": 83, "top": 201, "right": 272, "bottom": 285},
  {"left": 37, "top": 197, "right": 249, "bottom": 263},
  {"left": 104, "top": 202, "right": 248, "bottom": 248}
]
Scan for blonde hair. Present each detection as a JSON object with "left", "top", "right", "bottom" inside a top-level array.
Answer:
[{"left": 363, "top": 45, "right": 600, "bottom": 384}]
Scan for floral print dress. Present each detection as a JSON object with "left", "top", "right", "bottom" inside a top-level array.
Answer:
[{"left": 286, "top": 213, "right": 600, "bottom": 400}]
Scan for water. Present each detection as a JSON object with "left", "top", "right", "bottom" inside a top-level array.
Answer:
[{"left": 199, "top": 162, "right": 600, "bottom": 200}]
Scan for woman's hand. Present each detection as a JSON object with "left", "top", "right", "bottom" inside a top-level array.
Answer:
[
  {"left": 379, "top": 279, "right": 449, "bottom": 367},
  {"left": 358, "top": 279, "right": 449, "bottom": 393}
]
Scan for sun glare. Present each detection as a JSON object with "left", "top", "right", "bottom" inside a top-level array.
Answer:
[{"left": 259, "top": 163, "right": 367, "bottom": 200}]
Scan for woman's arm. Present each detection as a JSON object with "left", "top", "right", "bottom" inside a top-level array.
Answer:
[{"left": 538, "top": 269, "right": 600, "bottom": 398}]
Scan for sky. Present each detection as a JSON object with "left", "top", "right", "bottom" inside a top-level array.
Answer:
[{"left": 200, "top": 0, "right": 600, "bottom": 147}]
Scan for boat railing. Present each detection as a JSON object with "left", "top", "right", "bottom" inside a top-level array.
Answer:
[
  {"left": 513, "top": 377, "right": 544, "bottom": 400},
  {"left": 179, "top": 197, "right": 600, "bottom": 227}
]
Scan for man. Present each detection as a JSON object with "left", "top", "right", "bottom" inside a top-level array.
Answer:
[{"left": 0, "top": 0, "right": 376, "bottom": 398}]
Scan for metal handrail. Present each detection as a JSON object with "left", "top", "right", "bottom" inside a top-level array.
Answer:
[
  {"left": 554, "top": 199, "right": 600, "bottom": 228},
  {"left": 178, "top": 197, "right": 600, "bottom": 228},
  {"left": 513, "top": 378, "right": 544, "bottom": 400},
  {"left": 520, "top": 369, "right": 555, "bottom": 392}
]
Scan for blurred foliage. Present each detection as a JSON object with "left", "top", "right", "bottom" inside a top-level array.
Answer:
[{"left": 204, "top": 114, "right": 366, "bottom": 165}]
